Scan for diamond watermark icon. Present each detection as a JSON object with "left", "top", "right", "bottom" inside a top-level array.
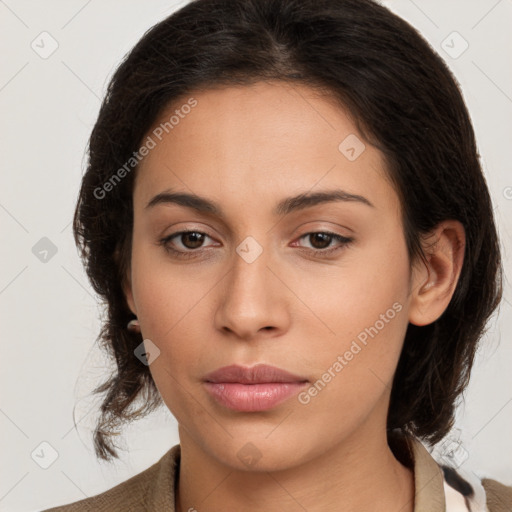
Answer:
[
  {"left": 31, "top": 31, "right": 59, "bottom": 59},
  {"left": 439, "top": 436, "right": 469, "bottom": 468},
  {"left": 236, "top": 236, "right": 263, "bottom": 264},
  {"left": 134, "top": 339, "right": 161, "bottom": 366},
  {"left": 32, "top": 237, "right": 58, "bottom": 263},
  {"left": 441, "top": 31, "right": 469, "bottom": 59},
  {"left": 338, "top": 134, "right": 366, "bottom": 161},
  {"left": 237, "top": 442, "right": 262, "bottom": 468},
  {"left": 31, "top": 441, "right": 59, "bottom": 469}
]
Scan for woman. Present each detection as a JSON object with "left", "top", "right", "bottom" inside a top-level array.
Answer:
[{"left": 44, "top": 0, "right": 511, "bottom": 510}]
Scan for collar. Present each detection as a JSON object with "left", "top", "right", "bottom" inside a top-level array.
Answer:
[{"left": 402, "top": 435, "right": 447, "bottom": 511}]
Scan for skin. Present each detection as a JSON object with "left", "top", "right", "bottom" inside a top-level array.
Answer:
[{"left": 123, "top": 80, "right": 465, "bottom": 512}]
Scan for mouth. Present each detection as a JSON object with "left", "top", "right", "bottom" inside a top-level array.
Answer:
[{"left": 203, "top": 364, "right": 309, "bottom": 412}]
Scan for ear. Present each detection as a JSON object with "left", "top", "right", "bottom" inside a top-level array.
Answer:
[
  {"left": 408, "top": 220, "right": 465, "bottom": 326},
  {"left": 114, "top": 243, "right": 137, "bottom": 316},
  {"left": 121, "top": 268, "right": 137, "bottom": 316}
]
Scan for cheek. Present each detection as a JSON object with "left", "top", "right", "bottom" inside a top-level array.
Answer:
[
  {"left": 129, "top": 239, "right": 217, "bottom": 386},
  {"left": 300, "top": 231, "right": 410, "bottom": 352},
  {"left": 130, "top": 246, "right": 210, "bottom": 420},
  {"left": 293, "top": 233, "right": 411, "bottom": 417},
  {"left": 130, "top": 234, "right": 199, "bottom": 334},
  {"left": 294, "top": 286, "right": 409, "bottom": 442}
]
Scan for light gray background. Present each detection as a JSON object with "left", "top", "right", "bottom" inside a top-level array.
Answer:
[{"left": 1, "top": 1, "right": 511, "bottom": 510}]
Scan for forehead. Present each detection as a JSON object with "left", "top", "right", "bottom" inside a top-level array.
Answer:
[{"left": 133, "top": 81, "right": 397, "bottom": 216}]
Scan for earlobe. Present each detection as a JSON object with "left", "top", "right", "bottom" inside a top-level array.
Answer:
[{"left": 408, "top": 220, "right": 465, "bottom": 327}]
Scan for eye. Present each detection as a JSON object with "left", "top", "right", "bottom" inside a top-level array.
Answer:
[
  {"left": 159, "top": 230, "right": 217, "bottom": 258},
  {"left": 293, "top": 231, "right": 353, "bottom": 256}
]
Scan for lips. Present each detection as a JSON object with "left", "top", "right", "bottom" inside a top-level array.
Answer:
[
  {"left": 203, "top": 364, "right": 309, "bottom": 412},
  {"left": 204, "top": 364, "right": 308, "bottom": 384}
]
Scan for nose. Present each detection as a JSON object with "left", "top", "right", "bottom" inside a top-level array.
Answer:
[{"left": 214, "top": 244, "right": 291, "bottom": 341}]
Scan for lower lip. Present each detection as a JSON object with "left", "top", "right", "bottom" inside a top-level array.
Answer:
[{"left": 204, "top": 382, "right": 308, "bottom": 412}]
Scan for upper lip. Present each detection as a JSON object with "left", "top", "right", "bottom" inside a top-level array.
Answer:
[{"left": 204, "top": 364, "right": 308, "bottom": 384}]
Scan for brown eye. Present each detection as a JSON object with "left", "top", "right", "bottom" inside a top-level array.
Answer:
[
  {"left": 160, "top": 230, "right": 216, "bottom": 257},
  {"left": 179, "top": 232, "right": 206, "bottom": 249},
  {"left": 308, "top": 233, "right": 333, "bottom": 249},
  {"left": 294, "top": 231, "right": 354, "bottom": 257}
]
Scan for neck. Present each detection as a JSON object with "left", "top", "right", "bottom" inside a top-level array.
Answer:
[{"left": 175, "top": 426, "right": 415, "bottom": 512}]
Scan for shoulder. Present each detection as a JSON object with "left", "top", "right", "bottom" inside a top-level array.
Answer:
[
  {"left": 41, "top": 445, "right": 180, "bottom": 512},
  {"left": 482, "top": 477, "right": 512, "bottom": 512}
]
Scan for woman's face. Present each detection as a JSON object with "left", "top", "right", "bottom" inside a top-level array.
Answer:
[{"left": 125, "top": 80, "right": 423, "bottom": 471}]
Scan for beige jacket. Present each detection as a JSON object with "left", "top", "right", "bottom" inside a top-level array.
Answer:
[{"left": 43, "top": 437, "right": 511, "bottom": 511}]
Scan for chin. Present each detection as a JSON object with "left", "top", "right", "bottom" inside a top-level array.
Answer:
[{"left": 202, "top": 435, "right": 311, "bottom": 473}]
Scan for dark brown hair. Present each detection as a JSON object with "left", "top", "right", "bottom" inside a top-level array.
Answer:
[{"left": 73, "top": 0, "right": 503, "bottom": 461}]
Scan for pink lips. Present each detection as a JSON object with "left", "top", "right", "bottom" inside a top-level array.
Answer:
[{"left": 203, "top": 364, "right": 309, "bottom": 412}]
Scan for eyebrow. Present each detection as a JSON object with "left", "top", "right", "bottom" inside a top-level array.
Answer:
[{"left": 145, "top": 188, "right": 374, "bottom": 217}]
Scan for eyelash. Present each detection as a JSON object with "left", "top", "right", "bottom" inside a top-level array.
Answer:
[{"left": 158, "top": 230, "right": 354, "bottom": 260}]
